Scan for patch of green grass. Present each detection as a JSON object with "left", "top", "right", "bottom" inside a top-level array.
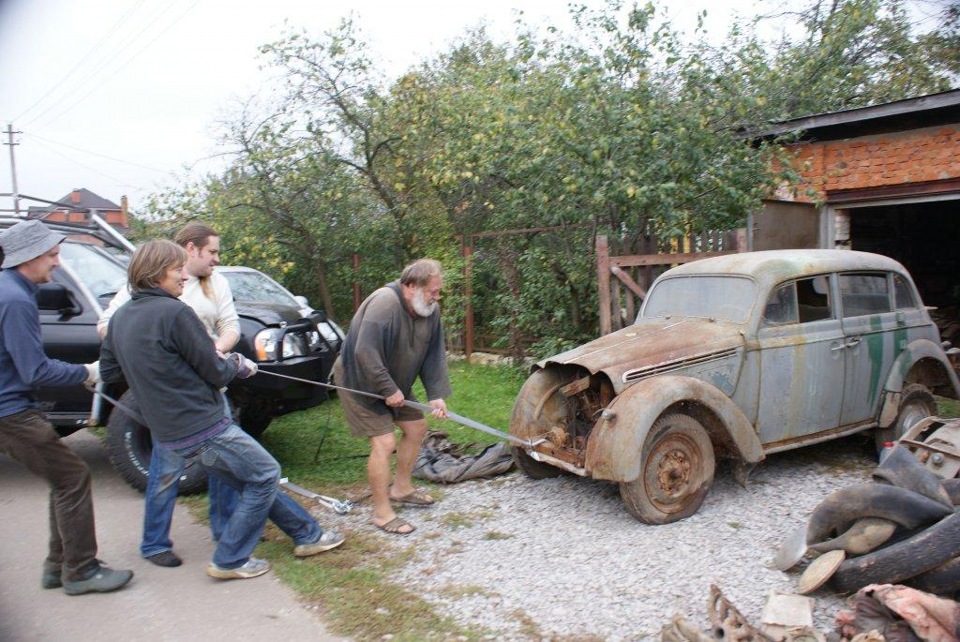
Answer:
[
  {"left": 483, "top": 530, "right": 514, "bottom": 540},
  {"left": 439, "top": 509, "right": 494, "bottom": 530},
  {"left": 937, "top": 396, "right": 960, "bottom": 418},
  {"left": 253, "top": 360, "right": 523, "bottom": 641}
]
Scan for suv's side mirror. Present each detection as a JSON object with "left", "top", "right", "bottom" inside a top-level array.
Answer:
[{"left": 36, "top": 282, "right": 83, "bottom": 318}]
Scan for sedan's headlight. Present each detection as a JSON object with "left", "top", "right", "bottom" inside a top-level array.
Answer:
[{"left": 254, "top": 328, "right": 309, "bottom": 361}]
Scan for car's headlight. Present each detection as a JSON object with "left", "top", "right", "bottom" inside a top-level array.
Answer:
[{"left": 254, "top": 328, "right": 309, "bottom": 361}]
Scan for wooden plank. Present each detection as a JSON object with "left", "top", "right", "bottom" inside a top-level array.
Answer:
[{"left": 612, "top": 251, "right": 735, "bottom": 268}]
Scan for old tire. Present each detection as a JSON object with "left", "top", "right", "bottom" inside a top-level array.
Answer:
[
  {"left": 105, "top": 390, "right": 207, "bottom": 495},
  {"left": 619, "top": 413, "right": 715, "bottom": 525},
  {"left": 831, "top": 511, "right": 960, "bottom": 594},
  {"left": 805, "top": 483, "right": 953, "bottom": 545},
  {"left": 874, "top": 383, "right": 936, "bottom": 451}
]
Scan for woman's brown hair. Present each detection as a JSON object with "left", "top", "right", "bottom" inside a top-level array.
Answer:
[{"left": 127, "top": 240, "right": 187, "bottom": 292}]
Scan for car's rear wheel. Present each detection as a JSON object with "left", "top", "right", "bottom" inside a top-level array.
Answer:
[
  {"left": 874, "top": 383, "right": 937, "bottom": 452},
  {"left": 620, "top": 413, "right": 715, "bottom": 525},
  {"left": 105, "top": 390, "right": 207, "bottom": 495}
]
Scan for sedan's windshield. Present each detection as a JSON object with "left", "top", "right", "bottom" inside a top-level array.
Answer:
[
  {"left": 58, "top": 242, "right": 128, "bottom": 298},
  {"left": 221, "top": 270, "right": 299, "bottom": 307},
  {"left": 641, "top": 275, "right": 757, "bottom": 324}
]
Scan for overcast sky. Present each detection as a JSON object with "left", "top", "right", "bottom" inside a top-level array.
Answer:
[{"left": 0, "top": 0, "right": 766, "bottom": 213}]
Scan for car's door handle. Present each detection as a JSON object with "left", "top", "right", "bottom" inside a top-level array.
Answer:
[{"left": 830, "top": 337, "right": 862, "bottom": 351}]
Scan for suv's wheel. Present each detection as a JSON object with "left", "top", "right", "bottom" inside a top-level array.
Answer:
[
  {"left": 620, "top": 413, "right": 715, "bottom": 525},
  {"left": 874, "top": 383, "right": 937, "bottom": 452},
  {"left": 105, "top": 390, "right": 207, "bottom": 495}
]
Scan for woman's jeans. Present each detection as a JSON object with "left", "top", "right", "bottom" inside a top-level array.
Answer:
[
  {"left": 144, "top": 424, "right": 322, "bottom": 569},
  {"left": 141, "top": 393, "right": 236, "bottom": 556}
]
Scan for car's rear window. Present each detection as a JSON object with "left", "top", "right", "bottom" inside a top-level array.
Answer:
[{"left": 641, "top": 275, "right": 757, "bottom": 324}]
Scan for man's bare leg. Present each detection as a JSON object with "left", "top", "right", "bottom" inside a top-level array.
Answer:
[
  {"left": 368, "top": 432, "right": 410, "bottom": 531},
  {"left": 390, "top": 419, "right": 429, "bottom": 500}
]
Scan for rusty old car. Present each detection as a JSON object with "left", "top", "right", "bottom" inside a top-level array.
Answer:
[{"left": 509, "top": 249, "right": 960, "bottom": 524}]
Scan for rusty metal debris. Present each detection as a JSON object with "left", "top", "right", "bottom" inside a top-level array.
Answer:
[{"left": 660, "top": 586, "right": 824, "bottom": 641}]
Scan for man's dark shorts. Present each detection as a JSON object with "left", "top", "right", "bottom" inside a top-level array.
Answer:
[{"left": 334, "top": 359, "right": 424, "bottom": 438}]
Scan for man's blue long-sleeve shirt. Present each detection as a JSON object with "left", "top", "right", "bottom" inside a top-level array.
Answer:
[{"left": 0, "top": 269, "right": 87, "bottom": 418}]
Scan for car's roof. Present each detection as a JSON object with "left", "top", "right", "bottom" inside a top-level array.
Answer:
[{"left": 660, "top": 249, "right": 909, "bottom": 289}]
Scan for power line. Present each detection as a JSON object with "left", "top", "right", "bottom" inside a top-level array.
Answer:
[
  {"left": 29, "top": 136, "right": 135, "bottom": 187},
  {"left": 28, "top": 131, "right": 170, "bottom": 173},
  {"left": 23, "top": 0, "right": 202, "bottom": 130},
  {"left": 13, "top": 0, "right": 151, "bottom": 123}
]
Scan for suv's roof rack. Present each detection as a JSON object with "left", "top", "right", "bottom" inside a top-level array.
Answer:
[{"left": 0, "top": 216, "right": 133, "bottom": 253}]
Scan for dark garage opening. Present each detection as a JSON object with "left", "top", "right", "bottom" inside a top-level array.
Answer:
[{"left": 849, "top": 199, "right": 960, "bottom": 343}]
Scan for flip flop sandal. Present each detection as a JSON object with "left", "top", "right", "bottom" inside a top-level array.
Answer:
[
  {"left": 375, "top": 517, "right": 416, "bottom": 535},
  {"left": 389, "top": 489, "right": 435, "bottom": 506}
]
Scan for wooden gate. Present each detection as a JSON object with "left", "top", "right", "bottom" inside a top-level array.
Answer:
[{"left": 596, "top": 229, "right": 746, "bottom": 335}]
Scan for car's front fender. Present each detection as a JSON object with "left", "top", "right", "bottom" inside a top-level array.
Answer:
[{"left": 585, "top": 375, "right": 763, "bottom": 482}]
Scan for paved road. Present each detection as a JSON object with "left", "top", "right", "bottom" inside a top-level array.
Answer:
[{"left": 0, "top": 428, "right": 348, "bottom": 642}]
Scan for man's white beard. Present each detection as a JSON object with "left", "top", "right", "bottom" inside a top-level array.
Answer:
[{"left": 411, "top": 287, "right": 437, "bottom": 317}]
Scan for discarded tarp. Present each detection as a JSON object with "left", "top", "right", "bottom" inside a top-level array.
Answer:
[{"left": 413, "top": 431, "right": 514, "bottom": 483}]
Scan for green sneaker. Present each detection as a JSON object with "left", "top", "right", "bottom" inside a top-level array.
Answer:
[
  {"left": 41, "top": 569, "right": 62, "bottom": 590},
  {"left": 63, "top": 565, "right": 134, "bottom": 596}
]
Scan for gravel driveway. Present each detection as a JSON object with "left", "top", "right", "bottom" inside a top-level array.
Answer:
[{"left": 373, "top": 436, "right": 877, "bottom": 640}]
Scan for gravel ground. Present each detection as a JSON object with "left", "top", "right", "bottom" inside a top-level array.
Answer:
[{"left": 345, "top": 436, "right": 880, "bottom": 641}]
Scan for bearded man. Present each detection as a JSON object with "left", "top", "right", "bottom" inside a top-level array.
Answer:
[{"left": 333, "top": 259, "right": 451, "bottom": 535}]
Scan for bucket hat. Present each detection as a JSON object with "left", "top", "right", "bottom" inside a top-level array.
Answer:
[{"left": 0, "top": 220, "right": 65, "bottom": 269}]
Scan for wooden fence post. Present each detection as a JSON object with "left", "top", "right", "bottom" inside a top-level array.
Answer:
[
  {"left": 596, "top": 235, "right": 612, "bottom": 336},
  {"left": 462, "top": 242, "right": 474, "bottom": 359}
]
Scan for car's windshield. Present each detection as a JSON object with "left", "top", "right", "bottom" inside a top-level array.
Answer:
[
  {"left": 640, "top": 275, "right": 757, "bottom": 324},
  {"left": 221, "top": 270, "right": 299, "bottom": 307},
  {"left": 58, "top": 242, "right": 128, "bottom": 298}
]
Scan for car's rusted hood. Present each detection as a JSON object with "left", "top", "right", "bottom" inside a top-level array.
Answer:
[{"left": 538, "top": 318, "right": 745, "bottom": 389}]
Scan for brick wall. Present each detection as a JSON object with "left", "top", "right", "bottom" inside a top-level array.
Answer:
[{"left": 781, "top": 124, "right": 960, "bottom": 202}]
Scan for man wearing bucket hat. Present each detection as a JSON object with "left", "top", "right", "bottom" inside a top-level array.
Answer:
[{"left": 0, "top": 219, "right": 134, "bottom": 595}]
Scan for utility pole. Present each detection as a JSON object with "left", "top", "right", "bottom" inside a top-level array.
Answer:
[{"left": 4, "top": 123, "right": 21, "bottom": 216}]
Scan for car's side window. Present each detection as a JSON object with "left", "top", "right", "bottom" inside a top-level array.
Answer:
[
  {"left": 893, "top": 274, "right": 918, "bottom": 310},
  {"left": 762, "top": 283, "right": 798, "bottom": 326},
  {"left": 763, "top": 276, "right": 833, "bottom": 326},
  {"left": 797, "top": 276, "right": 832, "bottom": 322},
  {"left": 839, "top": 273, "right": 892, "bottom": 317}
]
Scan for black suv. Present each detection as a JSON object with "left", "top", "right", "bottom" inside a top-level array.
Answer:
[{"left": 1, "top": 217, "right": 339, "bottom": 494}]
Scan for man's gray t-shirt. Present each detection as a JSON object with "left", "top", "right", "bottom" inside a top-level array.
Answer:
[{"left": 339, "top": 281, "right": 451, "bottom": 414}]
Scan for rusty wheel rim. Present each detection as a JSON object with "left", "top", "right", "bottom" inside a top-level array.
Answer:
[{"left": 644, "top": 433, "right": 702, "bottom": 512}]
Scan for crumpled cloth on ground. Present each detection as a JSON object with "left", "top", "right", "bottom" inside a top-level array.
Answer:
[
  {"left": 834, "top": 584, "right": 960, "bottom": 642},
  {"left": 412, "top": 431, "right": 514, "bottom": 483}
]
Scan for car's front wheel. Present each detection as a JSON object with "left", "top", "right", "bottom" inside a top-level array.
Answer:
[
  {"left": 105, "top": 390, "right": 207, "bottom": 495},
  {"left": 874, "top": 383, "right": 937, "bottom": 452},
  {"left": 620, "top": 413, "right": 715, "bottom": 525}
]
